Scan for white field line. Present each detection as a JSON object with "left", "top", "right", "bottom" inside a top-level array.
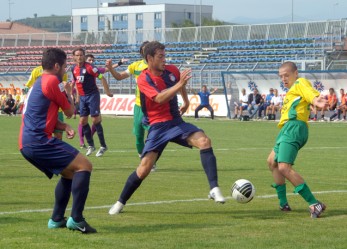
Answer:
[{"left": 0, "top": 190, "right": 346, "bottom": 216}]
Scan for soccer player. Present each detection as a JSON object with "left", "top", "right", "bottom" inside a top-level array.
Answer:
[
  {"left": 267, "top": 61, "right": 328, "bottom": 218},
  {"left": 106, "top": 41, "right": 157, "bottom": 171},
  {"left": 71, "top": 48, "right": 109, "bottom": 157},
  {"left": 26, "top": 65, "right": 69, "bottom": 140},
  {"left": 19, "top": 48, "right": 96, "bottom": 233},
  {"left": 108, "top": 41, "right": 225, "bottom": 215},
  {"left": 194, "top": 85, "right": 217, "bottom": 120}
]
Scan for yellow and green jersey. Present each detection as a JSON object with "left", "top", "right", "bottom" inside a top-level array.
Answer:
[
  {"left": 278, "top": 78, "right": 320, "bottom": 128},
  {"left": 26, "top": 66, "right": 68, "bottom": 112},
  {"left": 126, "top": 60, "right": 148, "bottom": 106}
]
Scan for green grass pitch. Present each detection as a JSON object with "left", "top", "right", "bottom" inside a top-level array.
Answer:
[{"left": 0, "top": 116, "right": 346, "bottom": 249}]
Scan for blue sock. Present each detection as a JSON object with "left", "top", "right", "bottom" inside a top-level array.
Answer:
[
  {"left": 119, "top": 171, "right": 143, "bottom": 205},
  {"left": 71, "top": 171, "right": 91, "bottom": 222},
  {"left": 200, "top": 148, "right": 218, "bottom": 189},
  {"left": 82, "top": 124, "right": 94, "bottom": 147},
  {"left": 52, "top": 177, "right": 72, "bottom": 221},
  {"left": 94, "top": 122, "right": 106, "bottom": 148}
]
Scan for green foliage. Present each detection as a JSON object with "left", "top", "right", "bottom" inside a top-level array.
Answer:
[
  {"left": 16, "top": 16, "right": 71, "bottom": 32},
  {"left": 0, "top": 116, "right": 346, "bottom": 249}
]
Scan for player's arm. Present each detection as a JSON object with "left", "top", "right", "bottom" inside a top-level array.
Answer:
[
  {"left": 179, "top": 86, "right": 190, "bottom": 115},
  {"left": 104, "top": 58, "right": 129, "bottom": 72},
  {"left": 105, "top": 59, "right": 130, "bottom": 80},
  {"left": 62, "top": 81, "right": 75, "bottom": 118},
  {"left": 55, "top": 119, "right": 75, "bottom": 139},
  {"left": 312, "top": 95, "right": 328, "bottom": 109},
  {"left": 99, "top": 75, "right": 113, "bottom": 97},
  {"left": 210, "top": 87, "right": 218, "bottom": 94},
  {"left": 154, "top": 69, "right": 191, "bottom": 104}
]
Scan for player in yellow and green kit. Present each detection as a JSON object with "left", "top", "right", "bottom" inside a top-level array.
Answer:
[
  {"left": 107, "top": 41, "right": 157, "bottom": 171},
  {"left": 26, "top": 65, "right": 68, "bottom": 140},
  {"left": 267, "top": 61, "right": 328, "bottom": 218}
]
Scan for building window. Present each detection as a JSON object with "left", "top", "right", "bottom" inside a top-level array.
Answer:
[
  {"left": 113, "top": 15, "right": 120, "bottom": 21},
  {"left": 121, "top": 15, "right": 128, "bottom": 21},
  {"left": 154, "top": 12, "right": 162, "bottom": 20},
  {"left": 81, "top": 16, "right": 87, "bottom": 23},
  {"left": 136, "top": 14, "right": 143, "bottom": 21},
  {"left": 99, "top": 15, "right": 105, "bottom": 22}
]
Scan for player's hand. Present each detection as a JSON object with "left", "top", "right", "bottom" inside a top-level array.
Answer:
[
  {"left": 63, "top": 81, "right": 73, "bottom": 95},
  {"left": 121, "top": 58, "right": 129, "bottom": 63},
  {"left": 179, "top": 68, "right": 192, "bottom": 87},
  {"left": 105, "top": 90, "right": 113, "bottom": 97},
  {"left": 105, "top": 59, "right": 113, "bottom": 69},
  {"left": 65, "top": 124, "right": 75, "bottom": 139}
]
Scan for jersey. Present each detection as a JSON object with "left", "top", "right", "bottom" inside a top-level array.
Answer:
[
  {"left": 198, "top": 91, "right": 211, "bottom": 106},
  {"left": 278, "top": 77, "right": 320, "bottom": 128},
  {"left": 137, "top": 64, "right": 181, "bottom": 125},
  {"left": 26, "top": 66, "right": 68, "bottom": 88},
  {"left": 19, "top": 74, "right": 71, "bottom": 149},
  {"left": 71, "top": 62, "right": 102, "bottom": 96},
  {"left": 126, "top": 59, "right": 148, "bottom": 106}
]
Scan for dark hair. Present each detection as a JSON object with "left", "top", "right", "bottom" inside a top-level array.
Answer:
[
  {"left": 85, "top": 54, "right": 95, "bottom": 60},
  {"left": 72, "top": 47, "right": 85, "bottom": 56},
  {"left": 140, "top": 41, "right": 150, "bottom": 57},
  {"left": 280, "top": 61, "right": 298, "bottom": 72},
  {"left": 41, "top": 48, "right": 67, "bottom": 70},
  {"left": 143, "top": 41, "right": 165, "bottom": 62}
]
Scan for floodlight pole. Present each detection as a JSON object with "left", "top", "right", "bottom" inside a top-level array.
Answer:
[{"left": 8, "top": 0, "right": 14, "bottom": 21}]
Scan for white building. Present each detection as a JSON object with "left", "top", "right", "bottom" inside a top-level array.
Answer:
[{"left": 72, "top": 0, "right": 213, "bottom": 43}]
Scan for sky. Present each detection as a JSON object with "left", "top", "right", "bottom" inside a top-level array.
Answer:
[{"left": 0, "top": 0, "right": 346, "bottom": 24}]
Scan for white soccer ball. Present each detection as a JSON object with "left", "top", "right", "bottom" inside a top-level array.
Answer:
[{"left": 231, "top": 179, "right": 255, "bottom": 203}]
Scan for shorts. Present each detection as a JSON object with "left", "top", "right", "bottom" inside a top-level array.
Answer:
[
  {"left": 142, "top": 118, "right": 202, "bottom": 159},
  {"left": 20, "top": 138, "right": 79, "bottom": 179},
  {"left": 132, "top": 104, "right": 150, "bottom": 137},
  {"left": 54, "top": 111, "right": 64, "bottom": 134},
  {"left": 273, "top": 120, "right": 308, "bottom": 165},
  {"left": 79, "top": 92, "right": 101, "bottom": 117},
  {"left": 240, "top": 105, "right": 248, "bottom": 110}
]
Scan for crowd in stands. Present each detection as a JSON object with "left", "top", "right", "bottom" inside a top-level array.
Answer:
[
  {"left": 0, "top": 88, "right": 27, "bottom": 116},
  {"left": 233, "top": 87, "right": 347, "bottom": 122}
]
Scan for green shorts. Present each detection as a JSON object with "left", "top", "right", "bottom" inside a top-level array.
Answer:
[
  {"left": 132, "top": 104, "right": 150, "bottom": 136},
  {"left": 54, "top": 111, "right": 64, "bottom": 134},
  {"left": 273, "top": 120, "right": 308, "bottom": 165}
]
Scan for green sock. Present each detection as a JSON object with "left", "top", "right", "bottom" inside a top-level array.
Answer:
[
  {"left": 294, "top": 183, "right": 317, "bottom": 206},
  {"left": 272, "top": 183, "right": 288, "bottom": 207}
]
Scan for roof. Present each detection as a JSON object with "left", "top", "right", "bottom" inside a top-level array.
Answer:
[{"left": 0, "top": 22, "right": 49, "bottom": 35}]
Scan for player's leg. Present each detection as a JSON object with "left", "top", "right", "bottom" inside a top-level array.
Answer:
[
  {"left": 109, "top": 151, "right": 158, "bottom": 215},
  {"left": 133, "top": 105, "right": 145, "bottom": 155},
  {"left": 79, "top": 96, "right": 95, "bottom": 150},
  {"left": 195, "top": 104, "right": 203, "bottom": 119},
  {"left": 206, "top": 105, "right": 214, "bottom": 119},
  {"left": 78, "top": 123, "right": 86, "bottom": 148},
  {"left": 186, "top": 130, "right": 225, "bottom": 203}
]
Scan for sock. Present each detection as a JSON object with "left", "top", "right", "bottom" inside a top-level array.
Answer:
[
  {"left": 343, "top": 115, "right": 346, "bottom": 120},
  {"left": 91, "top": 124, "right": 96, "bottom": 137},
  {"left": 51, "top": 177, "right": 72, "bottom": 221},
  {"left": 78, "top": 124, "right": 84, "bottom": 146},
  {"left": 119, "top": 171, "right": 143, "bottom": 205},
  {"left": 94, "top": 122, "right": 107, "bottom": 147},
  {"left": 271, "top": 183, "right": 288, "bottom": 207},
  {"left": 71, "top": 171, "right": 91, "bottom": 222},
  {"left": 82, "top": 124, "right": 94, "bottom": 147},
  {"left": 337, "top": 109, "right": 341, "bottom": 119},
  {"left": 314, "top": 114, "right": 317, "bottom": 118},
  {"left": 200, "top": 148, "right": 218, "bottom": 189},
  {"left": 294, "top": 183, "right": 317, "bottom": 206},
  {"left": 330, "top": 113, "right": 337, "bottom": 120},
  {"left": 321, "top": 115, "right": 324, "bottom": 119}
]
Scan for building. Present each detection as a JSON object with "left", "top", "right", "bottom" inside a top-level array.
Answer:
[{"left": 72, "top": 0, "right": 213, "bottom": 43}]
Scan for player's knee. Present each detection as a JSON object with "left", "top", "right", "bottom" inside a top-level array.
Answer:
[
  {"left": 277, "top": 163, "right": 291, "bottom": 176},
  {"left": 198, "top": 135, "right": 211, "bottom": 149}
]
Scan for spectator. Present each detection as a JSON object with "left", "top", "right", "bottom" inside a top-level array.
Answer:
[
  {"left": 1, "top": 89, "right": 9, "bottom": 111},
  {"left": 248, "top": 88, "right": 262, "bottom": 119},
  {"left": 330, "top": 88, "right": 346, "bottom": 121},
  {"left": 233, "top": 88, "right": 248, "bottom": 119},
  {"left": 269, "top": 89, "right": 283, "bottom": 117},
  {"left": 194, "top": 85, "right": 217, "bottom": 120},
  {"left": 259, "top": 88, "right": 274, "bottom": 119},
  {"left": 3, "top": 94, "right": 16, "bottom": 115},
  {"left": 313, "top": 88, "right": 337, "bottom": 121},
  {"left": 16, "top": 89, "right": 27, "bottom": 114}
]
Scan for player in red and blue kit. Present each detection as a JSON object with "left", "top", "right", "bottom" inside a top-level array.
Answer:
[
  {"left": 109, "top": 41, "right": 226, "bottom": 215},
  {"left": 71, "top": 48, "right": 109, "bottom": 157},
  {"left": 19, "top": 48, "right": 96, "bottom": 233}
]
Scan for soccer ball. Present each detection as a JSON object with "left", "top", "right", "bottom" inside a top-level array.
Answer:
[{"left": 231, "top": 179, "right": 255, "bottom": 203}]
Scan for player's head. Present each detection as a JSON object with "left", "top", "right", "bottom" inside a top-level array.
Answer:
[
  {"left": 143, "top": 41, "right": 166, "bottom": 71},
  {"left": 85, "top": 54, "right": 95, "bottom": 64},
  {"left": 72, "top": 48, "right": 86, "bottom": 65},
  {"left": 279, "top": 61, "right": 298, "bottom": 89},
  {"left": 241, "top": 88, "right": 246, "bottom": 95},
  {"left": 41, "top": 48, "right": 67, "bottom": 78},
  {"left": 140, "top": 41, "right": 150, "bottom": 58},
  {"left": 202, "top": 85, "right": 207, "bottom": 91}
]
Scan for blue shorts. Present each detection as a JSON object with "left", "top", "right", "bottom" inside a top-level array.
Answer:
[
  {"left": 80, "top": 92, "right": 101, "bottom": 117},
  {"left": 20, "top": 137, "right": 79, "bottom": 179},
  {"left": 142, "top": 118, "right": 202, "bottom": 159}
]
